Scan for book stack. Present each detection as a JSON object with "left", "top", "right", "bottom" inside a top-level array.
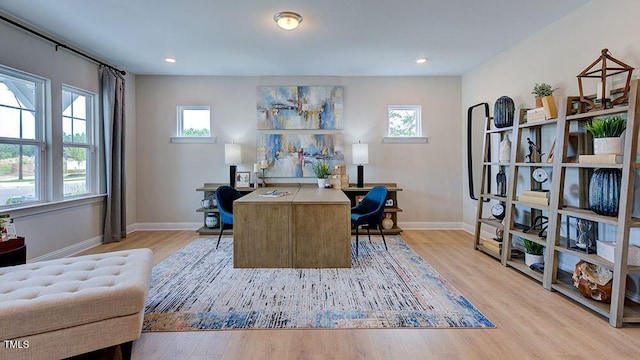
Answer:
[
  {"left": 578, "top": 154, "right": 623, "bottom": 164},
  {"left": 482, "top": 238, "right": 502, "bottom": 256},
  {"left": 518, "top": 190, "right": 549, "bottom": 206},
  {"left": 526, "top": 107, "right": 547, "bottom": 123}
]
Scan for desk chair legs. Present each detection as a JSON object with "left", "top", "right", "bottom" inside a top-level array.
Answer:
[
  {"left": 354, "top": 224, "right": 388, "bottom": 256},
  {"left": 216, "top": 222, "right": 225, "bottom": 249}
]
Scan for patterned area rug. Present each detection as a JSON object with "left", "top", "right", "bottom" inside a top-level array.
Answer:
[{"left": 143, "top": 236, "right": 494, "bottom": 331}]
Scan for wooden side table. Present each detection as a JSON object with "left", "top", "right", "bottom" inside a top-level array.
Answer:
[{"left": 0, "top": 236, "right": 26, "bottom": 267}]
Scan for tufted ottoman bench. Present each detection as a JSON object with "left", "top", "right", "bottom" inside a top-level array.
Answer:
[{"left": 0, "top": 248, "right": 153, "bottom": 360}]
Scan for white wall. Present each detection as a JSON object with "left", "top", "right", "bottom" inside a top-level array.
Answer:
[
  {"left": 462, "top": 0, "right": 640, "bottom": 231},
  {"left": 0, "top": 19, "right": 138, "bottom": 260},
  {"left": 135, "top": 75, "right": 463, "bottom": 229}
]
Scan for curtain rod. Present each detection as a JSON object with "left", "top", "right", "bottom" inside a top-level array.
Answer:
[{"left": 0, "top": 13, "right": 126, "bottom": 76}]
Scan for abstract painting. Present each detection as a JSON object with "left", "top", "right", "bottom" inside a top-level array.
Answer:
[
  {"left": 257, "top": 86, "right": 344, "bottom": 129},
  {"left": 257, "top": 133, "right": 344, "bottom": 177}
]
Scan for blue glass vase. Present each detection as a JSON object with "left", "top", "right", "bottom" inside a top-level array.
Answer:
[{"left": 588, "top": 168, "right": 622, "bottom": 216}]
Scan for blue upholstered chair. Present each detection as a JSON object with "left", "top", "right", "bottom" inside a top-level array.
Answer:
[
  {"left": 350, "top": 185, "right": 388, "bottom": 255},
  {"left": 215, "top": 186, "right": 242, "bottom": 249}
]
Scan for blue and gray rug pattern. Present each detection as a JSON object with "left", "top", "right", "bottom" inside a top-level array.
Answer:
[{"left": 143, "top": 236, "right": 494, "bottom": 331}]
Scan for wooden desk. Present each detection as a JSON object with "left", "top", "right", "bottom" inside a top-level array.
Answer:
[{"left": 234, "top": 187, "right": 351, "bottom": 268}]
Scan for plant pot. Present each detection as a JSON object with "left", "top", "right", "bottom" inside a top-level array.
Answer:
[
  {"left": 525, "top": 253, "right": 544, "bottom": 266},
  {"left": 317, "top": 178, "right": 328, "bottom": 188},
  {"left": 589, "top": 168, "right": 622, "bottom": 216},
  {"left": 593, "top": 137, "right": 622, "bottom": 155},
  {"left": 535, "top": 97, "right": 543, "bottom": 108}
]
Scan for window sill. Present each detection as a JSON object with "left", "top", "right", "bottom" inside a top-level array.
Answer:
[
  {"left": 382, "top": 137, "right": 429, "bottom": 144},
  {"left": 170, "top": 137, "right": 217, "bottom": 144},
  {"left": 1, "top": 194, "right": 106, "bottom": 218}
]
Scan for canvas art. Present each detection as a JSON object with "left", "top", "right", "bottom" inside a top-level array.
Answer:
[
  {"left": 257, "top": 133, "right": 344, "bottom": 177},
  {"left": 257, "top": 86, "right": 344, "bottom": 129}
]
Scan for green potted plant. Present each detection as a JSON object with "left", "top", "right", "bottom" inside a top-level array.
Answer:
[
  {"left": 312, "top": 160, "right": 331, "bottom": 188},
  {"left": 531, "top": 83, "right": 557, "bottom": 118},
  {"left": 583, "top": 115, "right": 626, "bottom": 155},
  {"left": 523, "top": 239, "right": 545, "bottom": 266}
]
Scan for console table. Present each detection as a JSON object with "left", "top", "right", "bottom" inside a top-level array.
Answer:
[{"left": 234, "top": 187, "right": 351, "bottom": 268}]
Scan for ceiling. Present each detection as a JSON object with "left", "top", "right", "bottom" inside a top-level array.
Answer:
[{"left": 0, "top": 0, "right": 589, "bottom": 76}]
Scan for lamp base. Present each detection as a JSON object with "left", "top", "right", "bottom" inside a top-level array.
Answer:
[
  {"left": 357, "top": 165, "right": 364, "bottom": 188},
  {"left": 229, "top": 165, "right": 237, "bottom": 188}
]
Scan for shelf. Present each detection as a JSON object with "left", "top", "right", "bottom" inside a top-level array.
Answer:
[
  {"left": 196, "top": 208, "right": 219, "bottom": 213},
  {"left": 512, "top": 200, "right": 549, "bottom": 211},
  {"left": 475, "top": 244, "right": 502, "bottom": 260},
  {"left": 514, "top": 162, "right": 553, "bottom": 167},
  {"left": 382, "top": 207, "right": 403, "bottom": 213},
  {"left": 566, "top": 106, "right": 629, "bottom": 121},
  {"left": 506, "top": 258, "right": 543, "bottom": 283},
  {"left": 197, "top": 226, "right": 233, "bottom": 235},
  {"left": 478, "top": 217, "right": 504, "bottom": 229},
  {"left": 555, "top": 237, "right": 613, "bottom": 269},
  {"left": 518, "top": 118, "right": 558, "bottom": 128},
  {"left": 480, "top": 193, "right": 508, "bottom": 201},
  {"left": 562, "top": 162, "right": 623, "bottom": 169},
  {"left": 486, "top": 127, "right": 514, "bottom": 134},
  {"left": 558, "top": 207, "right": 619, "bottom": 226},
  {"left": 482, "top": 162, "right": 510, "bottom": 166},
  {"left": 509, "top": 229, "right": 547, "bottom": 247},
  {"left": 552, "top": 270, "right": 611, "bottom": 318}
]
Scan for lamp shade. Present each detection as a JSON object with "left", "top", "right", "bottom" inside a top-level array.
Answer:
[
  {"left": 352, "top": 143, "right": 369, "bottom": 165},
  {"left": 225, "top": 143, "right": 241, "bottom": 165}
]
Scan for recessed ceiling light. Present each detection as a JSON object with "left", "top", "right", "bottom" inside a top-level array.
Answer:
[
  {"left": 416, "top": 58, "right": 428, "bottom": 64},
  {"left": 274, "top": 11, "right": 303, "bottom": 30},
  {"left": 165, "top": 58, "right": 177, "bottom": 63}
]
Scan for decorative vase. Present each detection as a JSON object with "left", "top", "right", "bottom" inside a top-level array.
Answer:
[
  {"left": 499, "top": 135, "right": 511, "bottom": 163},
  {"left": 381, "top": 213, "right": 394, "bottom": 230},
  {"left": 589, "top": 168, "right": 622, "bottom": 216},
  {"left": 593, "top": 137, "right": 623, "bottom": 155},
  {"left": 317, "top": 178, "right": 328, "bottom": 188},
  {"left": 493, "top": 96, "right": 515, "bottom": 128},
  {"left": 541, "top": 95, "right": 558, "bottom": 119},
  {"left": 525, "top": 253, "right": 544, "bottom": 266},
  {"left": 205, "top": 213, "right": 219, "bottom": 229}
]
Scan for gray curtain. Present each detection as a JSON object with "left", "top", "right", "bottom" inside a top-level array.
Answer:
[{"left": 100, "top": 65, "right": 126, "bottom": 243}]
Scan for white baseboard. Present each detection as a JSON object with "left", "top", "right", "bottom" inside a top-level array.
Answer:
[
  {"left": 462, "top": 222, "right": 494, "bottom": 240},
  {"left": 28, "top": 235, "right": 103, "bottom": 263}
]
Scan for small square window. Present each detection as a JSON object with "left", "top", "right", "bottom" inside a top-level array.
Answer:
[
  {"left": 177, "top": 106, "right": 211, "bottom": 137},
  {"left": 387, "top": 105, "right": 422, "bottom": 137}
]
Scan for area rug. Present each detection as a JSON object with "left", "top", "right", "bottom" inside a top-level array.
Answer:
[{"left": 143, "top": 236, "right": 494, "bottom": 331}]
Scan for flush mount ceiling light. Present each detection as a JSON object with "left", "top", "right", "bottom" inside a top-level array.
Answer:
[
  {"left": 416, "top": 58, "right": 428, "bottom": 64},
  {"left": 165, "top": 58, "right": 176, "bottom": 63},
  {"left": 274, "top": 11, "right": 303, "bottom": 30}
]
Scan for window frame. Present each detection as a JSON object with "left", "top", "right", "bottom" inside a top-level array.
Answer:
[
  {"left": 171, "top": 105, "right": 216, "bottom": 144},
  {"left": 383, "top": 105, "right": 428, "bottom": 144},
  {"left": 0, "top": 65, "right": 47, "bottom": 208},
  {"left": 61, "top": 85, "right": 97, "bottom": 198}
]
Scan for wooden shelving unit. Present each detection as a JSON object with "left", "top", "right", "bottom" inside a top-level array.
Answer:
[
  {"left": 473, "top": 79, "right": 640, "bottom": 327},
  {"left": 472, "top": 111, "right": 516, "bottom": 260},
  {"left": 342, "top": 183, "right": 403, "bottom": 235},
  {"left": 195, "top": 183, "right": 255, "bottom": 235}
]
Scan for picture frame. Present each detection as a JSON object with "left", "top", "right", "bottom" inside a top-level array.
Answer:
[{"left": 235, "top": 171, "right": 251, "bottom": 188}]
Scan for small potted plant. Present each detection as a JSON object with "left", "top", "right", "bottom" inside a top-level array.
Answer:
[
  {"left": 583, "top": 115, "right": 626, "bottom": 155},
  {"left": 523, "top": 239, "right": 545, "bottom": 266},
  {"left": 312, "top": 160, "right": 331, "bottom": 188},
  {"left": 531, "top": 83, "right": 557, "bottom": 118}
]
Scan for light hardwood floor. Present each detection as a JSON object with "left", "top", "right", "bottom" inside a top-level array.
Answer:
[{"left": 80, "top": 230, "right": 640, "bottom": 359}]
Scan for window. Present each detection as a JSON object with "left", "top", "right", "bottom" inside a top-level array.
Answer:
[
  {"left": 387, "top": 105, "right": 422, "bottom": 137},
  {"left": 0, "top": 67, "right": 45, "bottom": 207},
  {"left": 62, "top": 86, "right": 95, "bottom": 197},
  {"left": 178, "top": 106, "right": 211, "bottom": 137}
]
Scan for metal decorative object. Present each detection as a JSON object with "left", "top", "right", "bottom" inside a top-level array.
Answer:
[
  {"left": 589, "top": 168, "right": 622, "bottom": 216},
  {"left": 496, "top": 169, "right": 507, "bottom": 197},
  {"left": 577, "top": 48, "right": 634, "bottom": 111},
  {"left": 525, "top": 138, "right": 544, "bottom": 163},
  {"left": 493, "top": 96, "right": 515, "bottom": 128}
]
